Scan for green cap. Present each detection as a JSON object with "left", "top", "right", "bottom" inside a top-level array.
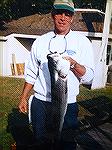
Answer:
[{"left": 53, "top": 0, "right": 75, "bottom": 13}]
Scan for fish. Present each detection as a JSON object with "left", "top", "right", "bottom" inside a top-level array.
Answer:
[{"left": 47, "top": 53, "right": 68, "bottom": 139}]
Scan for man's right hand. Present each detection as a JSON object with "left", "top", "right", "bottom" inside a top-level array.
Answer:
[
  {"left": 18, "top": 82, "right": 33, "bottom": 113},
  {"left": 18, "top": 97, "right": 28, "bottom": 113}
]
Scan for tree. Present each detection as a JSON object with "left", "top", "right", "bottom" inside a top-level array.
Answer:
[
  {"left": 0, "top": 0, "right": 107, "bottom": 21},
  {"left": 0, "top": 0, "right": 15, "bottom": 20},
  {"left": 75, "top": 0, "right": 106, "bottom": 12},
  {"left": 31, "top": 0, "right": 54, "bottom": 14},
  {"left": 11, "top": 0, "right": 33, "bottom": 18}
]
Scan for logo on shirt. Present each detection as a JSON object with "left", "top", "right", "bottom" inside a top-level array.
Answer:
[{"left": 66, "top": 50, "right": 76, "bottom": 55}]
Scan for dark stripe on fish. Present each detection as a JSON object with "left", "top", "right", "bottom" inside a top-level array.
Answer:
[{"left": 47, "top": 53, "right": 68, "bottom": 139}]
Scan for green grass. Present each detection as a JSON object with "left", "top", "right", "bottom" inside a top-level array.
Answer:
[
  {"left": 78, "top": 84, "right": 112, "bottom": 101},
  {"left": 0, "top": 76, "right": 112, "bottom": 150},
  {"left": 0, "top": 77, "right": 25, "bottom": 150}
]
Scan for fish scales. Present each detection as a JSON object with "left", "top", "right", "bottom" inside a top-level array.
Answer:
[{"left": 47, "top": 53, "right": 68, "bottom": 139}]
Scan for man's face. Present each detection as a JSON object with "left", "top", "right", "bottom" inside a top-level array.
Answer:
[{"left": 52, "top": 9, "right": 74, "bottom": 35}]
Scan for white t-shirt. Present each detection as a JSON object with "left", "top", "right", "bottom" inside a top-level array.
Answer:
[{"left": 25, "top": 30, "right": 94, "bottom": 103}]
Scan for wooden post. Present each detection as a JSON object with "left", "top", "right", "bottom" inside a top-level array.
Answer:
[
  {"left": 92, "top": 0, "right": 112, "bottom": 89},
  {"left": 12, "top": 54, "right": 18, "bottom": 76},
  {"left": 100, "top": 0, "right": 112, "bottom": 87}
]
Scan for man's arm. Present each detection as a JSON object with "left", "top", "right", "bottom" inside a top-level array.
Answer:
[
  {"left": 18, "top": 39, "right": 39, "bottom": 113},
  {"left": 64, "top": 56, "right": 94, "bottom": 84},
  {"left": 64, "top": 56, "right": 86, "bottom": 78},
  {"left": 18, "top": 82, "right": 33, "bottom": 113}
]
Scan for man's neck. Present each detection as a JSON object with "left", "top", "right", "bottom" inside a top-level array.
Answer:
[{"left": 54, "top": 28, "right": 71, "bottom": 36}]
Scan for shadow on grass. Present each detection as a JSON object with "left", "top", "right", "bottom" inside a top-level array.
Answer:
[
  {"left": 78, "top": 96, "right": 112, "bottom": 128},
  {"left": 76, "top": 96, "right": 112, "bottom": 150},
  {"left": 76, "top": 132, "right": 105, "bottom": 150},
  {"left": 7, "top": 108, "right": 35, "bottom": 149},
  {"left": 0, "top": 145, "right": 3, "bottom": 150},
  {"left": 6, "top": 96, "right": 112, "bottom": 150}
]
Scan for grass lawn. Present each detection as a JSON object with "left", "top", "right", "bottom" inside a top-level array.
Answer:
[{"left": 0, "top": 76, "right": 112, "bottom": 150}]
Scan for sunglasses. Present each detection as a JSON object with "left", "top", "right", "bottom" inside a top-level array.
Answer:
[{"left": 52, "top": 9, "right": 74, "bottom": 17}]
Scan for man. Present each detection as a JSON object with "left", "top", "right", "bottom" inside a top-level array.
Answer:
[{"left": 19, "top": 0, "right": 94, "bottom": 149}]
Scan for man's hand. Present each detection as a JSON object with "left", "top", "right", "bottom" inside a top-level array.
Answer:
[
  {"left": 47, "top": 53, "right": 71, "bottom": 78},
  {"left": 18, "top": 96, "right": 28, "bottom": 113},
  {"left": 63, "top": 56, "right": 86, "bottom": 77},
  {"left": 57, "top": 57, "right": 70, "bottom": 78},
  {"left": 18, "top": 82, "right": 33, "bottom": 113},
  {"left": 63, "top": 56, "right": 77, "bottom": 67}
]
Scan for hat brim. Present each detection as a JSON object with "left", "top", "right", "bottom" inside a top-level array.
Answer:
[{"left": 53, "top": 4, "right": 74, "bottom": 13}]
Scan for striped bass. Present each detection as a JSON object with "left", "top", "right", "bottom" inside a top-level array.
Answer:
[{"left": 47, "top": 53, "right": 68, "bottom": 139}]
